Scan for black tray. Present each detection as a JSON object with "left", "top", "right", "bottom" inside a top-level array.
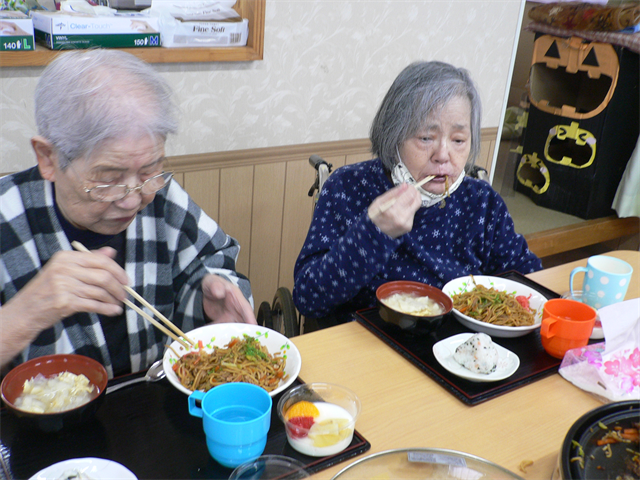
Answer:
[
  {"left": 355, "top": 271, "right": 562, "bottom": 406},
  {"left": 0, "top": 376, "right": 370, "bottom": 479}
]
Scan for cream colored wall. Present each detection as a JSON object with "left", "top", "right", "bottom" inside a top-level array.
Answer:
[{"left": 0, "top": 0, "right": 523, "bottom": 174}]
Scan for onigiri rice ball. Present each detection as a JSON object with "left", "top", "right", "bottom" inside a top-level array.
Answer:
[{"left": 453, "top": 333, "right": 498, "bottom": 374}]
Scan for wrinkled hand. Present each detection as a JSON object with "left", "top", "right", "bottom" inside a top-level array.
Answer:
[
  {"left": 7, "top": 247, "right": 128, "bottom": 332},
  {"left": 368, "top": 183, "right": 422, "bottom": 238},
  {"left": 202, "top": 275, "right": 257, "bottom": 324}
]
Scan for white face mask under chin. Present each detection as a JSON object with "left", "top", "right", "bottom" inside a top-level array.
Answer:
[{"left": 391, "top": 149, "right": 464, "bottom": 208}]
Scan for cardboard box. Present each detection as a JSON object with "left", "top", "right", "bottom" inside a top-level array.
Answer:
[
  {"left": 31, "top": 11, "right": 161, "bottom": 49},
  {"left": 160, "top": 17, "right": 248, "bottom": 48},
  {"left": 0, "top": 11, "right": 35, "bottom": 52},
  {"left": 515, "top": 34, "right": 639, "bottom": 219}
]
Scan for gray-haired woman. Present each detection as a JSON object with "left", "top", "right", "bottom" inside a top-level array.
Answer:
[
  {"left": 293, "top": 61, "right": 541, "bottom": 325},
  {"left": 0, "top": 50, "right": 256, "bottom": 377}
]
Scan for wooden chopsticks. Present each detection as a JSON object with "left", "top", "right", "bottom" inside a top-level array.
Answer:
[
  {"left": 71, "top": 241, "right": 196, "bottom": 350},
  {"left": 376, "top": 175, "right": 436, "bottom": 215}
]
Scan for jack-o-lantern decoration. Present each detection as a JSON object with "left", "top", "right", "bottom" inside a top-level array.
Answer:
[
  {"left": 516, "top": 152, "right": 550, "bottom": 194},
  {"left": 544, "top": 122, "right": 597, "bottom": 169},
  {"left": 528, "top": 35, "right": 619, "bottom": 120}
]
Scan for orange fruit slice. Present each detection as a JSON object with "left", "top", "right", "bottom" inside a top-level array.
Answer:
[{"left": 285, "top": 400, "right": 319, "bottom": 420}]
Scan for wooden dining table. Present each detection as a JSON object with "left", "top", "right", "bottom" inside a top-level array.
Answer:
[
  {"left": 2, "top": 250, "right": 637, "bottom": 480},
  {"left": 290, "top": 249, "right": 640, "bottom": 479}
]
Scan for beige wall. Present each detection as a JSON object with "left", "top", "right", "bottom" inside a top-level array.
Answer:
[{"left": 1, "top": 0, "right": 524, "bottom": 174}]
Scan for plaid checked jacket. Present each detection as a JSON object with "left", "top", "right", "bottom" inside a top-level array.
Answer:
[{"left": 1, "top": 167, "right": 253, "bottom": 377}]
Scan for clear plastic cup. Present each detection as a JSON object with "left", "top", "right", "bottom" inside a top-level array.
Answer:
[{"left": 277, "top": 383, "right": 361, "bottom": 457}]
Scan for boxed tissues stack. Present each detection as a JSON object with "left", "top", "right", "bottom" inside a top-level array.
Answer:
[
  {"left": 0, "top": 11, "right": 35, "bottom": 52},
  {"left": 32, "top": 1, "right": 160, "bottom": 49},
  {"left": 148, "top": 0, "right": 248, "bottom": 47}
]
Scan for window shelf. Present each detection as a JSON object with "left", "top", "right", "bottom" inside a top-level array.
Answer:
[{"left": 0, "top": 0, "right": 264, "bottom": 67}]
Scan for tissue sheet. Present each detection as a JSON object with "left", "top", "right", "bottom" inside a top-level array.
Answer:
[{"left": 559, "top": 298, "right": 640, "bottom": 403}]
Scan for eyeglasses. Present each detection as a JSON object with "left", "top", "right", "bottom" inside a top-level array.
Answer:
[{"left": 83, "top": 171, "right": 174, "bottom": 202}]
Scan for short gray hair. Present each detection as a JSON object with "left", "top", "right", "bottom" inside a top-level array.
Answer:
[
  {"left": 370, "top": 61, "right": 482, "bottom": 171},
  {"left": 35, "top": 49, "right": 179, "bottom": 168}
]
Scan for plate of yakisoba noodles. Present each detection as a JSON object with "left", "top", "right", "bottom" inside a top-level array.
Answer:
[
  {"left": 442, "top": 275, "right": 547, "bottom": 338},
  {"left": 163, "top": 324, "right": 301, "bottom": 397}
]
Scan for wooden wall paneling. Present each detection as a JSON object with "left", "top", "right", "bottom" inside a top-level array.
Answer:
[
  {"left": 477, "top": 128, "right": 499, "bottom": 172},
  {"left": 249, "top": 162, "right": 287, "bottom": 310},
  {"left": 278, "top": 159, "right": 318, "bottom": 294},
  {"left": 182, "top": 169, "right": 220, "bottom": 220},
  {"left": 172, "top": 172, "right": 185, "bottom": 188},
  {"left": 218, "top": 166, "right": 254, "bottom": 277},
  {"left": 477, "top": 138, "right": 496, "bottom": 171},
  {"left": 345, "top": 152, "right": 373, "bottom": 165}
]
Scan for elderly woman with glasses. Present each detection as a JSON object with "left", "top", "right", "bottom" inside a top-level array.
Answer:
[
  {"left": 0, "top": 50, "right": 256, "bottom": 377},
  {"left": 293, "top": 61, "right": 542, "bottom": 327}
]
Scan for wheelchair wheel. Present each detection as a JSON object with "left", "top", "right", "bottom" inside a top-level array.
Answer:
[
  {"left": 257, "top": 301, "right": 273, "bottom": 329},
  {"left": 271, "top": 287, "right": 299, "bottom": 337}
]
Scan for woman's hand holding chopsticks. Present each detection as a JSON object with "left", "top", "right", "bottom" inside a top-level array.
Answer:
[
  {"left": 202, "top": 275, "right": 258, "bottom": 325},
  {"left": 368, "top": 182, "right": 422, "bottom": 239}
]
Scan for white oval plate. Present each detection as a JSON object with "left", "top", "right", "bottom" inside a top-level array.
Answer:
[
  {"left": 442, "top": 275, "right": 547, "bottom": 338},
  {"left": 29, "top": 457, "right": 137, "bottom": 480},
  {"left": 432, "top": 333, "right": 520, "bottom": 382},
  {"left": 162, "top": 324, "right": 301, "bottom": 397}
]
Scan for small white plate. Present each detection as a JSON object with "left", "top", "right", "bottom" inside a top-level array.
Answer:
[
  {"left": 442, "top": 275, "right": 547, "bottom": 338},
  {"left": 432, "top": 333, "right": 520, "bottom": 382},
  {"left": 29, "top": 457, "right": 137, "bottom": 480}
]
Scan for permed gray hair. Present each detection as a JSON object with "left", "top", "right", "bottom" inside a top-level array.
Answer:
[
  {"left": 370, "top": 61, "right": 482, "bottom": 171},
  {"left": 34, "top": 49, "right": 179, "bottom": 169}
]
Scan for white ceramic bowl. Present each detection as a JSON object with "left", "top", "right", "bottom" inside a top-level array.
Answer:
[
  {"left": 442, "top": 275, "right": 547, "bottom": 338},
  {"left": 162, "top": 324, "right": 301, "bottom": 397}
]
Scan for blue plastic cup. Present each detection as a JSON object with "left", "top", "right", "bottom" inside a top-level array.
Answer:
[{"left": 188, "top": 382, "right": 272, "bottom": 468}]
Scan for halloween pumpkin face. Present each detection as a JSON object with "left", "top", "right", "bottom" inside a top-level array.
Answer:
[
  {"left": 544, "top": 122, "right": 597, "bottom": 169},
  {"left": 516, "top": 152, "right": 550, "bottom": 194},
  {"left": 528, "top": 35, "right": 619, "bottom": 120}
]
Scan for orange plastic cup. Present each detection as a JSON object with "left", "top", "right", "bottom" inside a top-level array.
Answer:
[{"left": 540, "top": 299, "right": 597, "bottom": 359}]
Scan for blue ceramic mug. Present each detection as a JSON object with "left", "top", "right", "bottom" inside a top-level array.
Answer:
[
  {"left": 570, "top": 255, "right": 633, "bottom": 310},
  {"left": 188, "top": 382, "right": 272, "bottom": 469}
]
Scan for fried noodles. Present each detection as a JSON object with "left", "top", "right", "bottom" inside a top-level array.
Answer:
[
  {"left": 452, "top": 280, "right": 536, "bottom": 327},
  {"left": 173, "top": 334, "right": 288, "bottom": 392}
]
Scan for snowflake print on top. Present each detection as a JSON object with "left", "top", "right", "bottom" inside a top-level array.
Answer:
[{"left": 292, "top": 159, "right": 541, "bottom": 321}]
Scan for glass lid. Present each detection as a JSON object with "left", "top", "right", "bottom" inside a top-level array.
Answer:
[{"left": 331, "top": 448, "right": 524, "bottom": 480}]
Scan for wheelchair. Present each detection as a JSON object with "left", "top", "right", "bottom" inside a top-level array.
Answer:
[{"left": 256, "top": 155, "right": 333, "bottom": 338}]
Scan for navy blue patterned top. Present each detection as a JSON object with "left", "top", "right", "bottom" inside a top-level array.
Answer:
[{"left": 293, "top": 159, "right": 542, "bottom": 319}]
